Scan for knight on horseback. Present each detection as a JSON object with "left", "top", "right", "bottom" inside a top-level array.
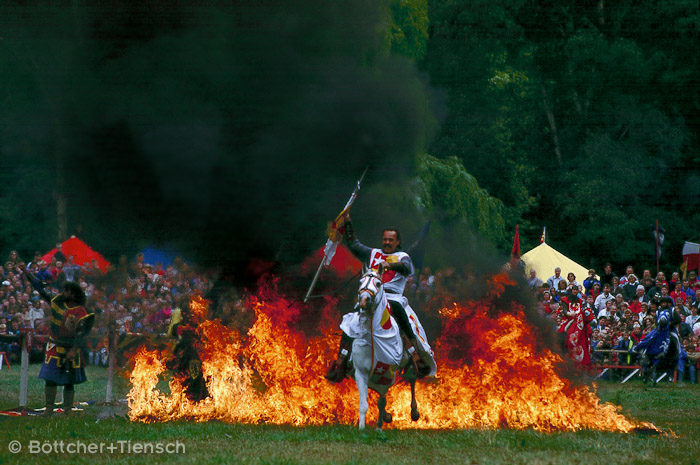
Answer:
[
  {"left": 634, "top": 296, "right": 683, "bottom": 384},
  {"left": 325, "top": 212, "right": 435, "bottom": 383}
]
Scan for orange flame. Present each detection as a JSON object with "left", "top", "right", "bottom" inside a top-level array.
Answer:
[{"left": 128, "top": 275, "right": 655, "bottom": 432}]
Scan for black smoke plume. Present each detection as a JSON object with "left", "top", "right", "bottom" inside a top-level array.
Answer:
[{"left": 0, "top": 1, "right": 438, "bottom": 284}]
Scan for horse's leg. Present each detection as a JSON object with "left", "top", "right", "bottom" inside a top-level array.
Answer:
[
  {"left": 410, "top": 378, "right": 420, "bottom": 422},
  {"left": 376, "top": 395, "right": 387, "bottom": 431},
  {"left": 356, "top": 371, "right": 369, "bottom": 429},
  {"left": 382, "top": 397, "right": 393, "bottom": 424}
]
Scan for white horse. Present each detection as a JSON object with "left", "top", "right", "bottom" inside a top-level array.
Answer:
[{"left": 340, "top": 266, "right": 421, "bottom": 430}]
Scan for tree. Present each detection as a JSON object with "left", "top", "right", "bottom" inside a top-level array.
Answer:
[
  {"left": 347, "top": 154, "right": 506, "bottom": 270},
  {"left": 423, "top": 0, "right": 697, "bottom": 271},
  {"left": 387, "top": 0, "right": 429, "bottom": 61},
  {"left": 424, "top": 0, "right": 537, "bottom": 241}
]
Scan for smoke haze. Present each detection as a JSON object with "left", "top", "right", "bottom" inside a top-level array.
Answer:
[{"left": 0, "top": 1, "right": 438, "bottom": 281}]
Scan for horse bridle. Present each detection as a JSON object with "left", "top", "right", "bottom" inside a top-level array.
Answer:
[{"left": 358, "top": 270, "right": 383, "bottom": 313}]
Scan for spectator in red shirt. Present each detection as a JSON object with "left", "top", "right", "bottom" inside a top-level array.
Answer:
[
  {"left": 50, "top": 261, "right": 64, "bottom": 281},
  {"left": 154, "top": 262, "right": 166, "bottom": 277},
  {"left": 540, "top": 291, "right": 554, "bottom": 314},
  {"left": 671, "top": 282, "right": 688, "bottom": 304},
  {"left": 688, "top": 271, "right": 698, "bottom": 287},
  {"left": 629, "top": 285, "right": 650, "bottom": 314},
  {"left": 630, "top": 323, "right": 643, "bottom": 344}
]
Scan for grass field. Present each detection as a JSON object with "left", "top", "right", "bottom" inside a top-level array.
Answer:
[{"left": 1, "top": 364, "right": 700, "bottom": 465}]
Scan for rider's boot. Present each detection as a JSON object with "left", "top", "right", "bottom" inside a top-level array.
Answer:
[
  {"left": 402, "top": 335, "right": 431, "bottom": 378},
  {"left": 325, "top": 334, "right": 352, "bottom": 383}
]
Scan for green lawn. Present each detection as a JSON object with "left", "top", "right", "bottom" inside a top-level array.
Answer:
[{"left": 1, "top": 364, "right": 699, "bottom": 465}]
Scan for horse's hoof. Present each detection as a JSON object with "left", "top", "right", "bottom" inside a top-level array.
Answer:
[
  {"left": 383, "top": 412, "right": 392, "bottom": 424},
  {"left": 411, "top": 408, "right": 420, "bottom": 422}
]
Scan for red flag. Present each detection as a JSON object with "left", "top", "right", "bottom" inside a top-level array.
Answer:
[
  {"left": 682, "top": 241, "right": 700, "bottom": 272},
  {"left": 540, "top": 227, "right": 546, "bottom": 244},
  {"left": 510, "top": 224, "right": 520, "bottom": 267}
]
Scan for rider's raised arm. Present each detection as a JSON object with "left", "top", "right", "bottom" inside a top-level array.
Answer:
[
  {"left": 18, "top": 263, "right": 53, "bottom": 303},
  {"left": 343, "top": 218, "right": 372, "bottom": 263}
]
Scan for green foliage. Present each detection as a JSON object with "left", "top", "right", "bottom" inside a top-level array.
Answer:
[
  {"left": 425, "top": 0, "right": 698, "bottom": 270},
  {"left": 347, "top": 155, "right": 505, "bottom": 270},
  {"left": 415, "top": 153, "right": 505, "bottom": 246},
  {"left": 424, "top": 0, "right": 537, "bottom": 244},
  {"left": 387, "top": 0, "right": 429, "bottom": 60},
  {"left": 1, "top": 0, "right": 698, "bottom": 273}
]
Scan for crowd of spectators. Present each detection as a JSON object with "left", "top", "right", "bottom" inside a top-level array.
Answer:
[
  {"left": 531, "top": 264, "right": 700, "bottom": 382},
  {"left": 0, "top": 247, "right": 213, "bottom": 366},
  {"left": 5, "top": 243, "right": 699, "bottom": 385},
  {"left": 405, "top": 261, "right": 700, "bottom": 383}
]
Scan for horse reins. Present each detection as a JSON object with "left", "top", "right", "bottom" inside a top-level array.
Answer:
[{"left": 303, "top": 270, "right": 362, "bottom": 300}]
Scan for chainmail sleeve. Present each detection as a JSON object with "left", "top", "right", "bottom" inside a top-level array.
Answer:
[
  {"left": 343, "top": 220, "right": 372, "bottom": 263},
  {"left": 384, "top": 252, "right": 412, "bottom": 276}
]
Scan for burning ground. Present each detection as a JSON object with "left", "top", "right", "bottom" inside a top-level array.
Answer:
[{"left": 127, "top": 272, "right": 656, "bottom": 433}]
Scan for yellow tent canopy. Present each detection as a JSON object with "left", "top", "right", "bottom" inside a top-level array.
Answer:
[{"left": 521, "top": 242, "right": 596, "bottom": 286}]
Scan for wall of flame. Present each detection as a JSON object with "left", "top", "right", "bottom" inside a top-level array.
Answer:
[{"left": 128, "top": 274, "right": 649, "bottom": 432}]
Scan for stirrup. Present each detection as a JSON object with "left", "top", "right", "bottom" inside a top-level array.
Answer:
[
  {"left": 325, "top": 359, "right": 347, "bottom": 383},
  {"left": 407, "top": 346, "right": 431, "bottom": 378},
  {"left": 325, "top": 347, "right": 350, "bottom": 383},
  {"left": 414, "top": 358, "right": 431, "bottom": 378}
]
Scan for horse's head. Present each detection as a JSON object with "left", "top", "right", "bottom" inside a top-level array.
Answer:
[{"left": 357, "top": 265, "right": 385, "bottom": 313}]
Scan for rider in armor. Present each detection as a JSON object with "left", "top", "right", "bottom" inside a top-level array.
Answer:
[
  {"left": 634, "top": 296, "right": 681, "bottom": 383},
  {"left": 325, "top": 212, "right": 432, "bottom": 382}
]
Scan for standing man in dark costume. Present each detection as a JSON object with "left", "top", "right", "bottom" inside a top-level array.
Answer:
[
  {"left": 20, "top": 263, "right": 94, "bottom": 416},
  {"left": 325, "top": 213, "right": 435, "bottom": 382}
]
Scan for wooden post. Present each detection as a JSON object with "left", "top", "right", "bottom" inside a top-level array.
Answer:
[
  {"left": 655, "top": 219, "right": 660, "bottom": 276},
  {"left": 105, "top": 330, "right": 117, "bottom": 403},
  {"left": 19, "top": 334, "right": 29, "bottom": 407}
]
